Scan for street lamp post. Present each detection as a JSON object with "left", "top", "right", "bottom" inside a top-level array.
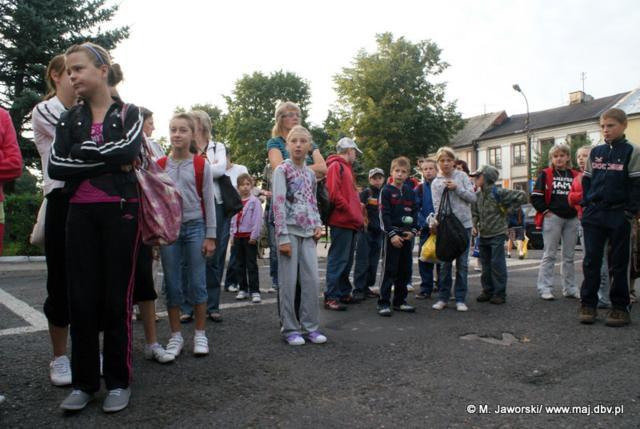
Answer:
[{"left": 512, "top": 84, "right": 532, "bottom": 193}]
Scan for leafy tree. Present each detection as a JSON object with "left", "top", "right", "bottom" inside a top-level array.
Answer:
[
  {"left": 0, "top": 0, "right": 129, "bottom": 173},
  {"left": 531, "top": 134, "right": 592, "bottom": 176},
  {"left": 222, "top": 70, "right": 311, "bottom": 176},
  {"left": 334, "top": 33, "right": 462, "bottom": 171}
]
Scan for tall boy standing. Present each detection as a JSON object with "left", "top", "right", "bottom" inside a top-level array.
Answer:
[
  {"left": 377, "top": 157, "right": 418, "bottom": 316},
  {"left": 580, "top": 108, "right": 640, "bottom": 327},
  {"left": 471, "top": 166, "right": 527, "bottom": 304}
]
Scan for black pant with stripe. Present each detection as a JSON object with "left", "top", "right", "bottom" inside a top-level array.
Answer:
[
  {"left": 378, "top": 236, "right": 412, "bottom": 307},
  {"left": 66, "top": 202, "right": 139, "bottom": 393}
]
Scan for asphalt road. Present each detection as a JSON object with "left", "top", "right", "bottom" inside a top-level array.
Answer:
[{"left": 0, "top": 248, "right": 639, "bottom": 428}]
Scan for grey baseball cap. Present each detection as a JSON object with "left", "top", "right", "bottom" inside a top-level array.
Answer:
[
  {"left": 336, "top": 137, "right": 362, "bottom": 154},
  {"left": 368, "top": 168, "right": 385, "bottom": 178}
]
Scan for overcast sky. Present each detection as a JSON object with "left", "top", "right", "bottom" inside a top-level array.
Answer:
[{"left": 111, "top": 0, "right": 640, "bottom": 139}]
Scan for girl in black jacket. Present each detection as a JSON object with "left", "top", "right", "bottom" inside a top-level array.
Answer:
[{"left": 49, "top": 43, "right": 142, "bottom": 413}]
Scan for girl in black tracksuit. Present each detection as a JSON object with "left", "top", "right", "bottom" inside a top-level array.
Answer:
[{"left": 49, "top": 43, "right": 142, "bottom": 412}]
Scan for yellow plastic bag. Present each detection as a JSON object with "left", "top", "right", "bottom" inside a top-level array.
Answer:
[
  {"left": 521, "top": 235, "right": 529, "bottom": 259},
  {"left": 419, "top": 234, "right": 439, "bottom": 264}
]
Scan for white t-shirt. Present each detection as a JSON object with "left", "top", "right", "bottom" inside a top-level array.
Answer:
[
  {"left": 226, "top": 163, "right": 249, "bottom": 188},
  {"left": 32, "top": 97, "right": 66, "bottom": 195}
]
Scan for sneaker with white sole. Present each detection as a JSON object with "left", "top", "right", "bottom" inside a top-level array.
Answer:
[
  {"left": 406, "top": 283, "right": 414, "bottom": 292},
  {"left": 50, "top": 355, "right": 72, "bottom": 386},
  {"left": 306, "top": 331, "right": 327, "bottom": 344},
  {"left": 251, "top": 293, "right": 262, "bottom": 304},
  {"left": 60, "top": 389, "right": 93, "bottom": 411},
  {"left": 166, "top": 335, "right": 184, "bottom": 357},
  {"left": 227, "top": 284, "right": 239, "bottom": 293},
  {"left": 193, "top": 335, "right": 209, "bottom": 356},
  {"left": 456, "top": 302, "right": 469, "bottom": 312},
  {"left": 432, "top": 300, "right": 447, "bottom": 310},
  {"left": 144, "top": 344, "right": 175, "bottom": 364},
  {"left": 285, "top": 334, "right": 305, "bottom": 346},
  {"left": 267, "top": 286, "right": 278, "bottom": 293},
  {"left": 540, "top": 292, "right": 555, "bottom": 300},
  {"left": 102, "top": 388, "right": 131, "bottom": 413},
  {"left": 235, "top": 290, "right": 247, "bottom": 300}
]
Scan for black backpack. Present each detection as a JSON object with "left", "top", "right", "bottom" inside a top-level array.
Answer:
[
  {"left": 435, "top": 188, "right": 469, "bottom": 262},
  {"left": 212, "top": 142, "right": 243, "bottom": 217}
]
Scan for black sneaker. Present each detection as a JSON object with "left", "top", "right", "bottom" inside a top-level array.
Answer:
[
  {"left": 476, "top": 292, "right": 492, "bottom": 302},
  {"left": 365, "top": 288, "right": 380, "bottom": 298},
  {"left": 605, "top": 309, "right": 631, "bottom": 327},
  {"left": 351, "top": 290, "right": 366, "bottom": 302},
  {"left": 393, "top": 303, "right": 416, "bottom": 313},
  {"left": 579, "top": 306, "right": 597, "bottom": 324},
  {"left": 415, "top": 292, "right": 431, "bottom": 300},
  {"left": 489, "top": 296, "right": 505, "bottom": 305}
]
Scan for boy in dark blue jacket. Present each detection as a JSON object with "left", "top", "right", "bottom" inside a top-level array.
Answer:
[
  {"left": 353, "top": 168, "right": 385, "bottom": 301},
  {"left": 377, "top": 157, "right": 418, "bottom": 316},
  {"left": 415, "top": 158, "right": 438, "bottom": 298},
  {"left": 580, "top": 108, "right": 640, "bottom": 327}
]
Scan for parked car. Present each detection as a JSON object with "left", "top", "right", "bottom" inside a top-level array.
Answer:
[{"left": 522, "top": 203, "right": 543, "bottom": 249}]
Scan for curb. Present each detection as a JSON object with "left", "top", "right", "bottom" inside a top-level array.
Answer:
[{"left": 0, "top": 256, "right": 46, "bottom": 263}]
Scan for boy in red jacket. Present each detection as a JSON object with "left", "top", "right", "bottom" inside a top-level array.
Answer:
[
  {"left": 324, "top": 138, "right": 365, "bottom": 311},
  {"left": 0, "top": 108, "right": 23, "bottom": 255}
]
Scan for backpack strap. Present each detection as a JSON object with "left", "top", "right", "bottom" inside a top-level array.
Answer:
[{"left": 193, "top": 155, "right": 205, "bottom": 215}]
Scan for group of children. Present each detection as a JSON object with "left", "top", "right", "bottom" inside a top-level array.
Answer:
[{"left": 23, "top": 39, "right": 639, "bottom": 415}]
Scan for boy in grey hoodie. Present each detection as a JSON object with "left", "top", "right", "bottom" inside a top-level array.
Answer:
[{"left": 471, "top": 166, "right": 527, "bottom": 304}]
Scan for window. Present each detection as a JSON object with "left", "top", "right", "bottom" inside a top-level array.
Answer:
[
  {"left": 488, "top": 147, "right": 502, "bottom": 168},
  {"left": 569, "top": 132, "right": 588, "bottom": 145},
  {"left": 512, "top": 143, "right": 526, "bottom": 166},
  {"left": 513, "top": 181, "right": 528, "bottom": 191},
  {"left": 538, "top": 138, "right": 554, "bottom": 156}
]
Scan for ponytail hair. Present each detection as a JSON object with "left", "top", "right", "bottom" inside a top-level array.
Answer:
[
  {"left": 44, "top": 55, "right": 66, "bottom": 100},
  {"left": 65, "top": 42, "right": 123, "bottom": 89}
]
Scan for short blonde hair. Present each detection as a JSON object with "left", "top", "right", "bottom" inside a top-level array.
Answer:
[
  {"left": 548, "top": 143, "right": 572, "bottom": 168},
  {"left": 435, "top": 146, "right": 456, "bottom": 162},
  {"left": 576, "top": 145, "right": 591, "bottom": 158},
  {"left": 391, "top": 156, "right": 411, "bottom": 173},
  {"left": 190, "top": 110, "right": 212, "bottom": 141},
  {"left": 286, "top": 125, "right": 312, "bottom": 143},
  {"left": 422, "top": 158, "right": 438, "bottom": 170},
  {"left": 272, "top": 101, "right": 301, "bottom": 138}
]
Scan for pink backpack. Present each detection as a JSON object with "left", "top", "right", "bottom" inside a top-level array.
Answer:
[{"left": 124, "top": 104, "right": 183, "bottom": 245}]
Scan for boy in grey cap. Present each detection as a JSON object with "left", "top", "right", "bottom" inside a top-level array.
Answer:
[
  {"left": 353, "top": 168, "right": 386, "bottom": 300},
  {"left": 471, "top": 166, "right": 527, "bottom": 304}
]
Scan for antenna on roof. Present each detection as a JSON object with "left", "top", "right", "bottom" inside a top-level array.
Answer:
[{"left": 580, "top": 72, "right": 587, "bottom": 93}]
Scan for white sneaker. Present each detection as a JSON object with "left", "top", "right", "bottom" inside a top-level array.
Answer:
[
  {"left": 267, "top": 287, "right": 278, "bottom": 294},
  {"left": 456, "top": 302, "right": 469, "bottom": 312},
  {"left": 251, "top": 293, "right": 262, "bottom": 303},
  {"left": 193, "top": 335, "right": 209, "bottom": 356},
  {"left": 50, "top": 355, "right": 72, "bottom": 386},
  {"left": 144, "top": 344, "right": 175, "bottom": 364},
  {"left": 235, "top": 290, "right": 247, "bottom": 300},
  {"left": 227, "top": 284, "right": 239, "bottom": 293},
  {"left": 540, "top": 292, "right": 555, "bottom": 300},
  {"left": 432, "top": 300, "right": 447, "bottom": 310},
  {"left": 166, "top": 335, "right": 184, "bottom": 357},
  {"left": 563, "top": 290, "right": 580, "bottom": 299},
  {"left": 406, "top": 283, "right": 414, "bottom": 292}
]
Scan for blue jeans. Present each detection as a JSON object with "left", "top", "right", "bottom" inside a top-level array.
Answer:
[
  {"left": 478, "top": 234, "right": 508, "bottom": 298},
  {"left": 438, "top": 228, "right": 471, "bottom": 303},
  {"left": 324, "top": 227, "right": 357, "bottom": 300},
  {"left": 418, "top": 231, "right": 436, "bottom": 295},
  {"left": 161, "top": 220, "right": 208, "bottom": 308},
  {"left": 206, "top": 203, "right": 230, "bottom": 313},
  {"left": 353, "top": 230, "right": 382, "bottom": 292}
]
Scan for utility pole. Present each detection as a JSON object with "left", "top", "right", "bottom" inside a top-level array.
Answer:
[{"left": 580, "top": 72, "right": 587, "bottom": 93}]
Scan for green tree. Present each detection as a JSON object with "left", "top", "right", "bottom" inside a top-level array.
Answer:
[
  {"left": 334, "top": 33, "right": 462, "bottom": 171},
  {"left": 531, "top": 134, "right": 592, "bottom": 176},
  {"left": 176, "top": 103, "right": 225, "bottom": 140},
  {"left": 0, "top": 0, "right": 129, "bottom": 172},
  {"left": 222, "top": 70, "right": 311, "bottom": 176}
]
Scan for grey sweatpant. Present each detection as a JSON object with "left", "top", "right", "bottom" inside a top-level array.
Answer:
[
  {"left": 537, "top": 213, "right": 579, "bottom": 295},
  {"left": 278, "top": 234, "right": 320, "bottom": 337}
]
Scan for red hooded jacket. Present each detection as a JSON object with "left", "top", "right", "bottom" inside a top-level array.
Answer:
[
  {"left": 568, "top": 171, "right": 583, "bottom": 219},
  {"left": 0, "top": 108, "right": 23, "bottom": 203},
  {"left": 326, "top": 154, "right": 364, "bottom": 230}
]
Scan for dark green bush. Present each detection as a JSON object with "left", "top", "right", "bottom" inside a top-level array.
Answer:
[{"left": 3, "top": 193, "right": 44, "bottom": 256}]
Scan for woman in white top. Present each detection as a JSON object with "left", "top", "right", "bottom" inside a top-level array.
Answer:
[{"left": 31, "top": 54, "right": 75, "bottom": 387}]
